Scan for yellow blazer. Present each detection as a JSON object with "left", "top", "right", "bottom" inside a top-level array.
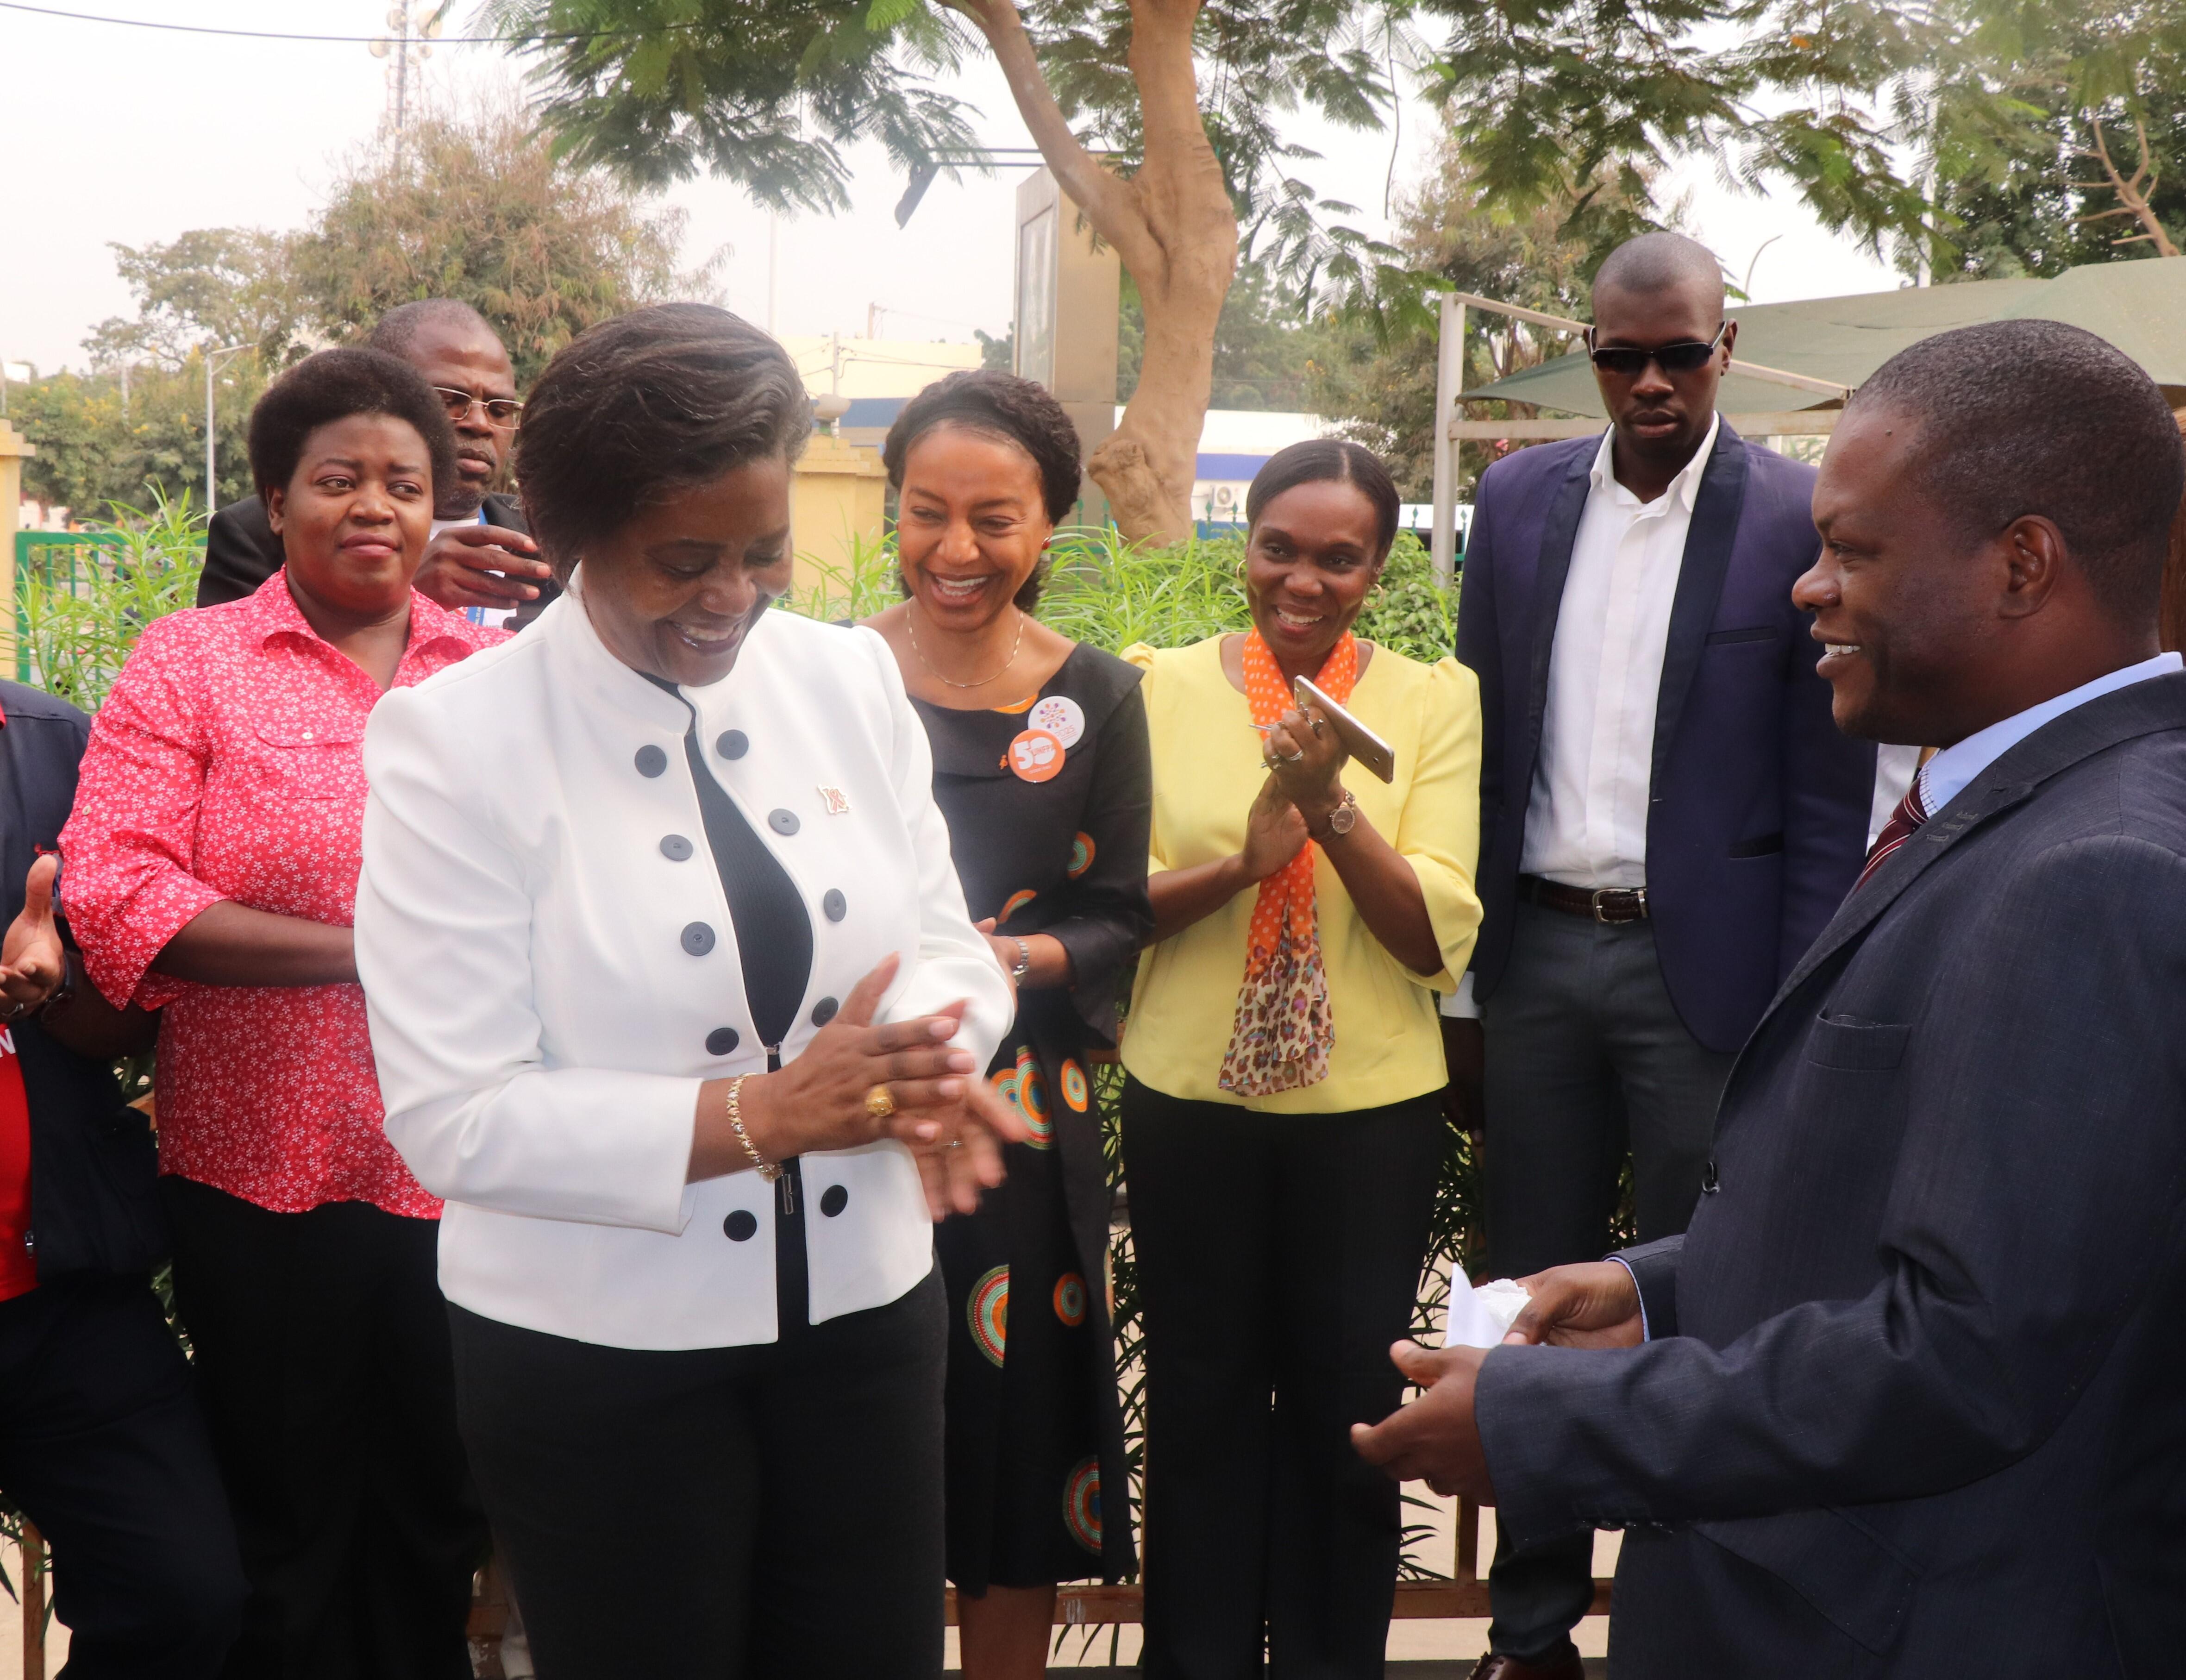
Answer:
[{"left": 1120, "top": 634, "right": 1483, "bottom": 1113}]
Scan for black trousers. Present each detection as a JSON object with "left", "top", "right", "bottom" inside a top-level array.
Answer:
[
  {"left": 452, "top": 1266, "right": 948, "bottom": 1680},
  {"left": 1478, "top": 903, "right": 1735, "bottom": 1665},
  {"left": 161, "top": 1178, "right": 488, "bottom": 1680},
  {"left": 1121, "top": 1078, "right": 1447, "bottom": 1680},
  {"left": 0, "top": 1273, "right": 247, "bottom": 1679}
]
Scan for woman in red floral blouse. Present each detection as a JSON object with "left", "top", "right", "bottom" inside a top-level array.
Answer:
[{"left": 61, "top": 347, "right": 503, "bottom": 1678}]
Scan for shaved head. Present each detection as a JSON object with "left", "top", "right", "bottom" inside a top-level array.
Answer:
[{"left": 1592, "top": 232, "right": 1727, "bottom": 314}]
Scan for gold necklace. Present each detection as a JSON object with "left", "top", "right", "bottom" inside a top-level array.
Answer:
[{"left": 906, "top": 601, "right": 1027, "bottom": 690}]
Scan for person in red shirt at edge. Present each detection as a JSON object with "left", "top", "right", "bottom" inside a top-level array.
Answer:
[
  {"left": 61, "top": 346, "right": 502, "bottom": 1680},
  {"left": 0, "top": 695, "right": 249, "bottom": 1677}
]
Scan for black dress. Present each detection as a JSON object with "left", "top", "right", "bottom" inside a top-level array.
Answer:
[{"left": 912, "top": 643, "right": 1152, "bottom": 1593}]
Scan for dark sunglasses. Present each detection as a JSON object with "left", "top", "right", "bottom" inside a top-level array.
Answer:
[
  {"left": 431, "top": 385, "right": 524, "bottom": 427},
  {"left": 1585, "top": 322, "right": 1728, "bottom": 378}
]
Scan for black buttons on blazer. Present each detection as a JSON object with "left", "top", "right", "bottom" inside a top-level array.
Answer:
[
  {"left": 768, "top": 809, "right": 800, "bottom": 836},
  {"left": 660, "top": 834, "right": 694, "bottom": 861},
  {"left": 706, "top": 1027, "right": 740, "bottom": 1056},
  {"left": 723, "top": 1210, "right": 758, "bottom": 1241},
  {"left": 717, "top": 730, "right": 749, "bottom": 760},
  {"left": 811, "top": 997, "right": 839, "bottom": 1027},
  {"left": 1701, "top": 1159, "right": 1720, "bottom": 1194},
  {"left": 681, "top": 922, "right": 717, "bottom": 956},
  {"left": 823, "top": 889, "right": 846, "bottom": 922},
  {"left": 635, "top": 744, "right": 668, "bottom": 777},
  {"left": 819, "top": 1184, "right": 848, "bottom": 1217}
]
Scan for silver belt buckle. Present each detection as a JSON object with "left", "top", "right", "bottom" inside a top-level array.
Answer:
[{"left": 1591, "top": 886, "right": 1647, "bottom": 924}]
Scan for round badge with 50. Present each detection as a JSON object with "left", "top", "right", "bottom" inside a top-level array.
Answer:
[{"left": 1008, "top": 728, "right": 1065, "bottom": 783}]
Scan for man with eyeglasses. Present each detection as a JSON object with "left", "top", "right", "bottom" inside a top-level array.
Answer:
[
  {"left": 197, "top": 299, "right": 558, "bottom": 628},
  {"left": 1440, "top": 232, "right": 1876, "bottom": 1680}
]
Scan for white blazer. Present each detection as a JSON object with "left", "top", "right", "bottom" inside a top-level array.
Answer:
[{"left": 354, "top": 577, "right": 1012, "bottom": 1351}]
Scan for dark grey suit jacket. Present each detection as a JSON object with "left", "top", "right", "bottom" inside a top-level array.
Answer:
[
  {"left": 1476, "top": 671, "right": 2186, "bottom": 1676},
  {"left": 196, "top": 491, "right": 556, "bottom": 621}
]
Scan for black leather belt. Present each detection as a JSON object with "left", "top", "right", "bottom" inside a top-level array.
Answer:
[{"left": 1519, "top": 875, "right": 1650, "bottom": 924}]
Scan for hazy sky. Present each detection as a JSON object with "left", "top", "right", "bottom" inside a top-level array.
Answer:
[{"left": 0, "top": 1, "right": 1900, "bottom": 380}]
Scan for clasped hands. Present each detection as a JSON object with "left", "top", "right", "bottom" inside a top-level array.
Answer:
[
  {"left": 708, "top": 953, "right": 1029, "bottom": 1220},
  {"left": 1244, "top": 700, "right": 1347, "bottom": 876},
  {"left": 1349, "top": 1261, "right": 1647, "bottom": 1500}
]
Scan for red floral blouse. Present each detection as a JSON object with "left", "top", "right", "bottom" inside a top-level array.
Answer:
[{"left": 60, "top": 575, "right": 504, "bottom": 1218}]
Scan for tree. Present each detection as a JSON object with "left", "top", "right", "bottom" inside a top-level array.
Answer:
[
  {"left": 1117, "top": 257, "right": 1331, "bottom": 411},
  {"left": 81, "top": 228, "right": 311, "bottom": 371},
  {"left": 1923, "top": 0, "right": 2186, "bottom": 276},
  {"left": 294, "top": 97, "right": 703, "bottom": 383},
  {"left": 18, "top": 93, "right": 698, "bottom": 516},
  {"left": 1308, "top": 141, "right": 1665, "bottom": 498},
  {"left": 485, "top": 0, "right": 1970, "bottom": 543}
]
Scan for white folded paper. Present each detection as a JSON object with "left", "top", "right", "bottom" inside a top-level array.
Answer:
[{"left": 1443, "top": 1276, "right": 1532, "bottom": 1350}]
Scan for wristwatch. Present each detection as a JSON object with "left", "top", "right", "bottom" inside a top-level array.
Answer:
[
  {"left": 1008, "top": 937, "right": 1033, "bottom": 982},
  {"left": 1314, "top": 790, "right": 1360, "bottom": 841}
]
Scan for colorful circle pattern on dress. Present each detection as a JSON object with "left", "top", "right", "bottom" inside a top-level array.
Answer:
[
  {"left": 1053, "top": 1272, "right": 1088, "bottom": 1327},
  {"left": 968, "top": 1265, "right": 1008, "bottom": 1367},
  {"left": 1000, "top": 888, "right": 1038, "bottom": 922},
  {"left": 1059, "top": 1058, "right": 1089, "bottom": 1112},
  {"left": 989, "top": 1066, "right": 1020, "bottom": 1108},
  {"left": 1015, "top": 1047, "right": 1053, "bottom": 1147},
  {"left": 1064, "top": 1457, "right": 1102, "bottom": 1554},
  {"left": 1067, "top": 832, "right": 1095, "bottom": 878}
]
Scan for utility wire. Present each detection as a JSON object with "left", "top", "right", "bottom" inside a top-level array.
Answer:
[{"left": 0, "top": 0, "right": 658, "bottom": 44}]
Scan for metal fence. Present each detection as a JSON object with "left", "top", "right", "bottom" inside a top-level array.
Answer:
[{"left": 13, "top": 531, "right": 127, "bottom": 684}]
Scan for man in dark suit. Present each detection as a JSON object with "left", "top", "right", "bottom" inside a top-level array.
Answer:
[
  {"left": 1445, "top": 232, "right": 1876, "bottom": 1677},
  {"left": 1358, "top": 319, "right": 2186, "bottom": 1676},
  {"left": 199, "top": 299, "right": 557, "bottom": 626},
  {"left": 0, "top": 679, "right": 249, "bottom": 1674}
]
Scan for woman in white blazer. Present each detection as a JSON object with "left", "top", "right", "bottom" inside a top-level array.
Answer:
[{"left": 353, "top": 304, "right": 1021, "bottom": 1680}]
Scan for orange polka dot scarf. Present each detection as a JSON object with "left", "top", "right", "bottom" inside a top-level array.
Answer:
[{"left": 1217, "top": 628, "right": 1359, "bottom": 1097}]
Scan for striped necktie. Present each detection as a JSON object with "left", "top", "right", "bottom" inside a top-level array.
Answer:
[{"left": 1856, "top": 775, "right": 1929, "bottom": 891}]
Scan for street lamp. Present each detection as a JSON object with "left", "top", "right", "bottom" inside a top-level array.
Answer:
[{"left": 204, "top": 342, "right": 251, "bottom": 515}]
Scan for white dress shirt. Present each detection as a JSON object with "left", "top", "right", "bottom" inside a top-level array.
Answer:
[
  {"left": 1917, "top": 651, "right": 2185, "bottom": 815},
  {"left": 1522, "top": 414, "right": 1721, "bottom": 888},
  {"left": 354, "top": 577, "right": 1013, "bottom": 1351}
]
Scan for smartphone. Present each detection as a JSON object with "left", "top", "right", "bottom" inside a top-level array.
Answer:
[{"left": 1294, "top": 676, "right": 1396, "bottom": 783}]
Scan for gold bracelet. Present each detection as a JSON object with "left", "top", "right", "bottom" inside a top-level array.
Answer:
[{"left": 726, "top": 1075, "right": 778, "bottom": 1182}]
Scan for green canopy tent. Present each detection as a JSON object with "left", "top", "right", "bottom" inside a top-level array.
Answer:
[
  {"left": 1422, "top": 260, "right": 2186, "bottom": 577},
  {"left": 1464, "top": 259, "right": 2186, "bottom": 419}
]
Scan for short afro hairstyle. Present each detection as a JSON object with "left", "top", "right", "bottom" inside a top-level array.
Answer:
[
  {"left": 246, "top": 346, "right": 458, "bottom": 505},
  {"left": 883, "top": 370, "right": 1085, "bottom": 609},
  {"left": 516, "top": 303, "right": 810, "bottom": 579},
  {"left": 1245, "top": 439, "right": 1401, "bottom": 561},
  {"left": 1849, "top": 319, "right": 2186, "bottom": 625}
]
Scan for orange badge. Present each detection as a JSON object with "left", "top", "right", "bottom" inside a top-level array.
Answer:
[{"left": 1006, "top": 728, "right": 1065, "bottom": 783}]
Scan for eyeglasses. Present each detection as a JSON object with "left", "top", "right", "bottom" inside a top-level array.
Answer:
[
  {"left": 1585, "top": 323, "right": 1728, "bottom": 379},
  {"left": 430, "top": 386, "right": 523, "bottom": 427}
]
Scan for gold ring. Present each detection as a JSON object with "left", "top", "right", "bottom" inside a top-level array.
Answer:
[{"left": 865, "top": 1084, "right": 897, "bottom": 1120}]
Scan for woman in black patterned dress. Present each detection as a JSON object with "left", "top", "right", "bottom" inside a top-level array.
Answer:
[{"left": 867, "top": 372, "right": 1150, "bottom": 1680}]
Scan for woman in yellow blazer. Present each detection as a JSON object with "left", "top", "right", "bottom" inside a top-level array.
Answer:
[{"left": 1121, "top": 439, "right": 1482, "bottom": 1680}]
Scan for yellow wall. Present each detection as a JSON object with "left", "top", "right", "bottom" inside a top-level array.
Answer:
[{"left": 791, "top": 434, "right": 888, "bottom": 606}]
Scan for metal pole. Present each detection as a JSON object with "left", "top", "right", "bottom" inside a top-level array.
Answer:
[
  {"left": 203, "top": 344, "right": 248, "bottom": 515},
  {"left": 1429, "top": 294, "right": 1465, "bottom": 585}
]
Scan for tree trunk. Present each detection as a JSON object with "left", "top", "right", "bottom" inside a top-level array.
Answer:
[{"left": 960, "top": 0, "right": 1237, "bottom": 545}]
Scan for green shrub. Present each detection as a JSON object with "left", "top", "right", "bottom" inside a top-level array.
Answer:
[{"left": 17, "top": 492, "right": 207, "bottom": 713}]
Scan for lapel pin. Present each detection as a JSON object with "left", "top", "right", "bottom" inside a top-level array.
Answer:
[{"left": 817, "top": 786, "right": 851, "bottom": 815}]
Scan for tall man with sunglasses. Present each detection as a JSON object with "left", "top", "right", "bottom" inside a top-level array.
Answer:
[
  {"left": 1442, "top": 232, "right": 1875, "bottom": 1680},
  {"left": 198, "top": 299, "right": 559, "bottom": 627}
]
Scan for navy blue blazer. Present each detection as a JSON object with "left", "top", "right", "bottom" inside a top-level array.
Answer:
[
  {"left": 0, "top": 681, "right": 164, "bottom": 1280},
  {"left": 1455, "top": 422, "right": 1875, "bottom": 1051},
  {"left": 1476, "top": 674, "right": 2186, "bottom": 1675}
]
